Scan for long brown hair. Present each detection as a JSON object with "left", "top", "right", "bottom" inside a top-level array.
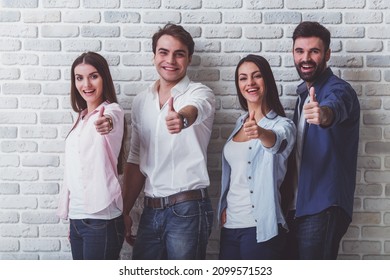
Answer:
[
  {"left": 235, "top": 54, "right": 286, "bottom": 117},
  {"left": 69, "top": 52, "right": 127, "bottom": 174}
]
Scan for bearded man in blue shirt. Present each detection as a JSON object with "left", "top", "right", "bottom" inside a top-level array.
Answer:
[{"left": 282, "top": 21, "right": 360, "bottom": 260}]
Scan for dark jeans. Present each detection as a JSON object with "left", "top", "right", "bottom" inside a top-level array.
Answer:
[
  {"left": 69, "top": 215, "right": 124, "bottom": 260},
  {"left": 284, "top": 206, "right": 350, "bottom": 260},
  {"left": 219, "top": 225, "right": 287, "bottom": 260},
  {"left": 132, "top": 198, "right": 214, "bottom": 260}
]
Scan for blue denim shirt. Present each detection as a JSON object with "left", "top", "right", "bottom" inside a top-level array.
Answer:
[
  {"left": 294, "top": 68, "right": 360, "bottom": 220},
  {"left": 218, "top": 110, "right": 296, "bottom": 242}
]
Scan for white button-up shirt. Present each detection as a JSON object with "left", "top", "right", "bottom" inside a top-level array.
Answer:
[{"left": 127, "top": 76, "right": 215, "bottom": 197}]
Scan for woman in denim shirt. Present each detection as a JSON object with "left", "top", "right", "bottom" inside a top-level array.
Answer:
[{"left": 218, "top": 55, "right": 296, "bottom": 260}]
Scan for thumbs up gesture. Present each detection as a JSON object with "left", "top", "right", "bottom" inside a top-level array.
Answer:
[
  {"left": 303, "top": 87, "right": 322, "bottom": 125},
  {"left": 243, "top": 111, "right": 261, "bottom": 139},
  {"left": 94, "top": 105, "right": 112, "bottom": 135},
  {"left": 165, "top": 97, "right": 183, "bottom": 134}
]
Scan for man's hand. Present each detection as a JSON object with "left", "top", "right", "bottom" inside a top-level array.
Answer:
[
  {"left": 165, "top": 97, "right": 183, "bottom": 134},
  {"left": 123, "top": 215, "right": 136, "bottom": 246},
  {"left": 303, "top": 87, "right": 333, "bottom": 127},
  {"left": 94, "top": 106, "right": 112, "bottom": 135}
]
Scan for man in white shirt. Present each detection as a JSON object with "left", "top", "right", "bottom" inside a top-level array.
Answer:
[{"left": 122, "top": 23, "right": 216, "bottom": 259}]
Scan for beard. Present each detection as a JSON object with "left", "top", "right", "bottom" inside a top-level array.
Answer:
[{"left": 294, "top": 56, "right": 327, "bottom": 83}]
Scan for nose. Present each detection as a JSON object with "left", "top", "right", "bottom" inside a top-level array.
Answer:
[
  {"left": 302, "top": 51, "right": 312, "bottom": 62},
  {"left": 247, "top": 76, "right": 255, "bottom": 85},
  {"left": 167, "top": 53, "right": 175, "bottom": 64},
  {"left": 83, "top": 77, "right": 91, "bottom": 87}
]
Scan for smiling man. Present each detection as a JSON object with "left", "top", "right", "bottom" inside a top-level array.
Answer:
[
  {"left": 282, "top": 21, "right": 360, "bottom": 260},
  {"left": 122, "top": 24, "right": 215, "bottom": 260}
]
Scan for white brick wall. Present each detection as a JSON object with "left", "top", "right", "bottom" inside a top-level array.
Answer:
[{"left": 0, "top": 0, "right": 389, "bottom": 260}]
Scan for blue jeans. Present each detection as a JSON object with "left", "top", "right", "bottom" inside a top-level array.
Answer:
[
  {"left": 69, "top": 215, "right": 124, "bottom": 260},
  {"left": 294, "top": 206, "right": 351, "bottom": 259},
  {"left": 132, "top": 198, "right": 214, "bottom": 260},
  {"left": 219, "top": 225, "right": 287, "bottom": 260}
]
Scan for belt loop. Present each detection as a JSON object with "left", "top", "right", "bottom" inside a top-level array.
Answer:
[
  {"left": 200, "top": 188, "right": 206, "bottom": 199},
  {"left": 162, "top": 196, "right": 169, "bottom": 208}
]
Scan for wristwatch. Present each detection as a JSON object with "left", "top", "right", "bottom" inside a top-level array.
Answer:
[{"left": 179, "top": 113, "right": 189, "bottom": 129}]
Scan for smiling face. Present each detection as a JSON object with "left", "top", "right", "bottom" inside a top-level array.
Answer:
[
  {"left": 237, "top": 61, "right": 266, "bottom": 108},
  {"left": 153, "top": 34, "right": 191, "bottom": 87},
  {"left": 293, "top": 36, "right": 330, "bottom": 86},
  {"left": 74, "top": 63, "right": 104, "bottom": 113}
]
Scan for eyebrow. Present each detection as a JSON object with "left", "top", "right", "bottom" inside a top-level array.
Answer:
[
  {"left": 75, "top": 71, "right": 99, "bottom": 76},
  {"left": 158, "top": 47, "right": 187, "bottom": 55}
]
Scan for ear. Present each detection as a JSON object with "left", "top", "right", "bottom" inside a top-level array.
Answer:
[{"left": 325, "top": 49, "right": 331, "bottom": 62}]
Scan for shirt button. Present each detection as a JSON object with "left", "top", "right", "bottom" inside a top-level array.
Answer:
[
  {"left": 248, "top": 161, "right": 251, "bottom": 164},
  {"left": 250, "top": 190, "right": 253, "bottom": 194},
  {"left": 249, "top": 147, "right": 252, "bottom": 150},
  {"left": 248, "top": 176, "right": 251, "bottom": 180},
  {"left": 252, "top": 205, "right": 254, "bottom": 208}
]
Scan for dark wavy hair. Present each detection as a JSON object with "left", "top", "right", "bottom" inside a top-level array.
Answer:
[
  {"left": 69, "top": 52, "right": 127, "bottom": 174},
  {"left": 152, "top": 23, "right": 194, "bottom": 57},
  {"left": 235, "top": 54, "right": 286, "bottom": 117},
  {"left": 293, "top": 21, "right": 331, "bottom": 52}
]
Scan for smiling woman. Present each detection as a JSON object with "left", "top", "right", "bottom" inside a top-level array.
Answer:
[{"left": 56, "top": 52, "right": 127, "bottom": 260}]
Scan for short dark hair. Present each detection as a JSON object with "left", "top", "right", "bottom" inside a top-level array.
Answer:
[
  {"left": 293, "top": 21, "right": 331, "bottom": 51},
  {"left": 70, "top": 52, "right": 117, "bottom": 113},
  {"left": 235, "top": 54, "right": 286, "bottom": 117},
  {"left": 152, "top": 23, "right": 194, "bottom": 56}
]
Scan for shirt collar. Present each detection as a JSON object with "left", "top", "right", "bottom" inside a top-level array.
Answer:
[
  {"left": 151, "top": 75, "right": 191, "bottom": 97},
  {"left": 297, "top": 67, "right": 333, "bottom": 97}
]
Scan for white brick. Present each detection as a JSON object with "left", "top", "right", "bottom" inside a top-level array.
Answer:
[
  {"left": 0, "top": 239, "right": 19, "bottom": 252},
  {"left": 42, "top": 0, "right": 79, "bottom": 8},
  {"left": 21, "top": 212, "right": 59, "bottom": 224},
  {"left": 327, "top": 0, "right": 365, "bottom": 8},
  {"left": 104, "top": 11, "right": 140, "bottom": 23},
  {"left": 22, "top": 155, "right": 60, "bottom": 167},
  {"left": 286, "top": 0, "right": 324, "bottom": 9},
  {"left": 62, "top": 10, "right": 101, "bottom": 23},
  {"left": 344, "top": 11, "right": 383, "bottom": 24},
  {"left": 1, "top": 141, "right": 38, "bottom": 153},
  {"left": 182, "top": 12, "right": 222, "bottom": 24},
  {"left": 0, "top": 168, "right": 39, "bottom": 181},
  {"left": 204, "top": 26, "right": 242, "bottom": 38},
  {"left": 83, "top": 0, "right": 120, "bottom": 8},
  {"left": 1, "top": 53, "right": 39, "bottom": 65},
  {"left": 0, "top": 112, "right": 37, "bottom": 124},
  {"left": 23, "top": 68, "right": 61, "bottom": 81},
  {"left": 303, "top": 12, "right": 342, "bottom": 24},
  {"left": 22, "top": 239, "right": 60, "bottom": 252},
  {"left": 0, "top": 10, "right": 20, "bottom": 22},
  {"left": 0, "top": 25, "right": 37, "bottom": 38},
  {"left": 0, "top": 39, "right": 21, "bottom": 51},
  {"left": 62, "top": 39, "right": 102, "bottom": 52},
  {"left": 81, "top": 26, "right": 120, "bottom": 37},
  {"left": 264, "top": 11, "right": 301, "bottom": 24},
  {"left": 247, "top": 0, "right": 283, "bottom": 9},
  {"left": 0, "top": 97, "right": 18, "bottom": 109},
  {"left": 23, "top": 11, "right": 61, "bottom": 23},
  {"left": 0, "top": 183, "right": 19, "bottom": 195},
  {"left": 245, "top": 26, "right": 283, "bottom": 39},
  {"left": 24, "top": 39, "right": 61, "bottom": 52},
  {"left": 144, "top": 11, "right": 181, "bottom": 24},
  {"left": 20, "top": 97, "right": 58, "bottom": 110},
  {"left": 165, "top": 0, "right": 201, "bottom": 9},
  {"left": 1, "top": 0, "right": 38, "bottom": 8},
  {"left": 122, "top": 0, "right": 161, "bottom": 8},
  {"left": 0, "top": 225, "right": 38, "bottom": 238},
  {"left": 0, "top": 154, "right": 20, "bottom": 167},
  {"left": 203, "top": 0, "right": 242, "bottom": 9}
]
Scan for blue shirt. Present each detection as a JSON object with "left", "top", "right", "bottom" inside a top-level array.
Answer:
[
  {"left": 218, "top": 111, "right": 296, "bottom": 242},
  {"left": 294, "top": 68, "right": 360, "bottom": 220}
]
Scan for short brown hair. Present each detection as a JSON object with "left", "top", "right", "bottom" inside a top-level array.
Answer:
[{"left": 152, "top": 23, "right": 194, "bottom": 57}]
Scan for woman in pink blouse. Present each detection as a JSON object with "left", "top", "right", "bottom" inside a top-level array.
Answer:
[{"left": 57, "top": 52, "right": 127, "bottom": 260}]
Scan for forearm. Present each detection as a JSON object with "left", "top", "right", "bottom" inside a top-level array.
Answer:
[
  {"left": 320, "top": 106, "right": 334, "bottom": 127},
  {"left": 178, "top": 105, "right": 198, "bottom": 127},
  {"left": 258, "top": 128, "right": 276, "bottom": 148},
  {"left": 122, "top": 162, "right": 146, "bottom": 215}
]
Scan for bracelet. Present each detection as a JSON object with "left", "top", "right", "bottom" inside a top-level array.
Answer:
[{"left": 105, "top": 117, "right": 113, "bottom": 131}]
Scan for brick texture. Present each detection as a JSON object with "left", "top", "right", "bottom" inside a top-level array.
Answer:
[{"left": 0, "top": 0, "right": 389, "bottom": 260}]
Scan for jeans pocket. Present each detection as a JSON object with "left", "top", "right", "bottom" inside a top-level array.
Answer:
[
  {"left": 171, "top": 201, "right": 202, "bottom": 218},
  {"left": 81, "top": 219, "right": 108, "bottom": 230}
]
